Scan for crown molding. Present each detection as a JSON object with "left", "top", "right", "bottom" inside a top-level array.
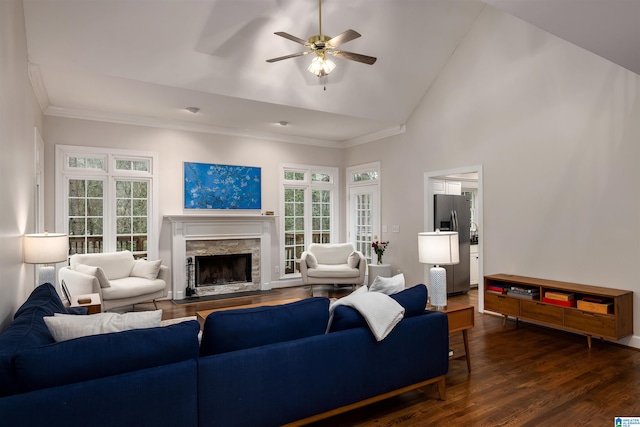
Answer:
[
  {"left": 28, "top": 63, "right": 50, "bottom": 113},
  {"left": 343, "top": 124, "right": 406, "bottom": 147},
  {"left": 44, "top": 106, "right": 346, "bottom": 149}
]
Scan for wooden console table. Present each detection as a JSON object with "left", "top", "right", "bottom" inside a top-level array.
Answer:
[{"left": 484, "top": 274, "right": 633, "bottom": 348}]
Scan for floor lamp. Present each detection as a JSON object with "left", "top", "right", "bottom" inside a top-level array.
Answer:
[
  {"left": 418, "top": 230, "right": 459, "bottom": 310},
  {"left": 24, "top": 232, "right": 69, "bottom": 286}
]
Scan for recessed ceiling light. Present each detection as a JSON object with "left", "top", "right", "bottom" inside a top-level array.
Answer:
[
  {"left": 185, "top": 106, "right": 200, "bottom": 114},
  {"left": 278, "top": 121, "right": 289, "bottom": 126}
]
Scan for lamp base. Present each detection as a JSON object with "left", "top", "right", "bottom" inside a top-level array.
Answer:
[
  {"left": 429, "top": 266, "right": 447, "bottom": 310},
  {"left": 38, "top": 265, "right": 56, "bottom": 287}
]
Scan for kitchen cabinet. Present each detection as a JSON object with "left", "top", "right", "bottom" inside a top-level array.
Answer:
[
  {"left": 470, "top": 245, "right": 479, "bottom": 286},
  {"left": 433, "top": 179, "right": 461, "bottom": 195}
]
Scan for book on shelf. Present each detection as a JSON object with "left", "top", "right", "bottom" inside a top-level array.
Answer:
[
  {"left": 487, "top": 290, "right": 506, "bottom": 295},
  {"left": 542, "top": 297, "right": 577, "bottom": 307},
  {"left": 544, "top": 291, "right": 575, "bottom": 301},
  {"left": 487, "top": 285, "right": 508, "bottom": 293}
]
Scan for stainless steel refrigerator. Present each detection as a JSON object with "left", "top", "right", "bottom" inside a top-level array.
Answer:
[{"left": 433, "top": 194, "right": 471, "bottom": 295}]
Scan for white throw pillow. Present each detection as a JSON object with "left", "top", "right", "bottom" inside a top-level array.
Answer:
[
  {"left": 347, "top": 251, "right": 359, "bottom": 268},
  {"left": 75, "top": 264, "right": 111, "bottom": 288},
  {"left": 131, "top": 259, "right": 162, "bottom": 280},
  {"left": 44, "top": 310, "right": 163, "bottom": 342},
  {"left": 369, "top": 273, "right": 405, "bottom": 295},
  {"left": 305, "top": 252, "right": 319, "bottom": 269}
]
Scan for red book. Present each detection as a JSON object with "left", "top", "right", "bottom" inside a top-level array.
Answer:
[{"left": 542, "top": 297, "right": 577, "bottom": 307}]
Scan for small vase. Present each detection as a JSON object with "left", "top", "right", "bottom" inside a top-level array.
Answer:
[{"left": 377, "top": 253, "right": 383, "bottom": 265}]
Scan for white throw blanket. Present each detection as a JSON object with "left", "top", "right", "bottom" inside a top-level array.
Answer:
[{"left": 327, "top": 286, "right": 405, "bottom": 341}]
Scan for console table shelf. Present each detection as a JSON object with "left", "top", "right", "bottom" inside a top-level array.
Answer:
[{"left": 484, "top": 274, "right": 633, "bottom": 348}]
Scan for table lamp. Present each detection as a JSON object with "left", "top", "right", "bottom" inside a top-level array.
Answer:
[
  {"left": 418, "top": 230, "right": 459, "bottom": 310},
  {"left": 24, "top": 232, "right": 69, "bottom": 286}
]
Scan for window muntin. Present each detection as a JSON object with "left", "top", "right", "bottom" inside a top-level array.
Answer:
[{"left": 57, "top": 146, "right": 157, "bottom": 259}]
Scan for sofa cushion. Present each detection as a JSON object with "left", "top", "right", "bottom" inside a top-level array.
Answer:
[
  {"left": 13, "top": 320, "right": 200, "bottom": 393},
  {"left": 75, "top": 264, "right": 111, "bottom": 288},
  {"left": 200, "top": 297, "right": 330, "bottom": 356},
  {"left": 131, "top": 259, "right": 162, "bottom": 280},
  {"left": 329, "top": 284, "right": 427, "bottom": 332},
  {"left": 70, "top": 250, "right": 136, "bottom": 280},
  {"left": 0, "top": 284, "right": 67, "bottom": 396},
  {"left": 44, "top": 310, "right": 163, "bottom": 342},
  {"left": 369, "top": 273, "right": 405, "bottom": 295},
  {"left": 309, "top": 243, "right": 355, "bottom": 265}
]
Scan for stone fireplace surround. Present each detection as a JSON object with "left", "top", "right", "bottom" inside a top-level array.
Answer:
[{"left": 165, "top": 215, "right": 276, "bottom": 300}]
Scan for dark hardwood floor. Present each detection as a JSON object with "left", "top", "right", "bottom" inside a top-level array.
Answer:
[{"left": 148, "top": 286, "right": 640, "bottom": 426}]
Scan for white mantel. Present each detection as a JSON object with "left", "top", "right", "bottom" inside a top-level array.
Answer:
[{"left": 165, "top": 214, "right": 277, "bottom": 300}]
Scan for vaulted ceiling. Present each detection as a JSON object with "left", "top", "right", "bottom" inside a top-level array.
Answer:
[{"left": 23, "top": 0, "right": 640, "bottom": 148}]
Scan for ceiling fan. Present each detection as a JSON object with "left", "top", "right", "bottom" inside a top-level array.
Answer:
[{"left": 266, "top": 0, "right": 377, "bottom": 77}]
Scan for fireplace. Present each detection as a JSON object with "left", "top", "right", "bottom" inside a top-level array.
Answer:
[
  {"left": 165, "top": 215, "right": 276, "bottom": 300},
  {"left": 195, "top": 253, "right": 252, "bottom": 287}
]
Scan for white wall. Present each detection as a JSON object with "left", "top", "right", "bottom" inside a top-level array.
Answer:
[
  {"left": 42, "top": 117, "right": 346, "bottom": 290},
  {"left": 0, "top": 0, "right": 44, "bottom": 329},
  {"left": 346, "top": 6, "right": 640, "bottom": 345}
]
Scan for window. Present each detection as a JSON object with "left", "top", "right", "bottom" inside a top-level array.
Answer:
[
  {"left": 281, "top": 165, "right": 338, "bottom": 276},
  {"left": 347, "top": 162, "right": 381, "bottom": 266},
  {"left": 56, "top": 146, "right": 158, "bottom": 259}
]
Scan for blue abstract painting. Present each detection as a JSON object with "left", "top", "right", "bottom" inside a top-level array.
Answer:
[{"left": 184, "top": 162, "right": 261, "bottom": 210}]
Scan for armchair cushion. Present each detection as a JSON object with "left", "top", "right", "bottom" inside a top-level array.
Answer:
[
  {"left": 131, "top": 259, "right": 162, "bottom": 280},
  {"left": 347, "top": 251, "right": 359, "bottom": 268},
  {"left": 308, "top": 243, "right": 354, "bottom": 265},
  {"left": 70, "top": 251, "right": 136, "bottom": 280},
  {"left": 75, "top": 264, "right": 110, "bottom": 288},
  {"left": 305, "top": 252, "right": 318, "bottom": 269}
]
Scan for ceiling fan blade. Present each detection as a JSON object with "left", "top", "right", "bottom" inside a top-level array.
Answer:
[
  {"left": 266, "top": 52, "right": 309, "bottom": 63},
  {"left": 329, "top": 50, "right": 377, "bottom": 65},
  {"left": 327, "top": 29, "right": 361, "bottom": 48},
  {"left": 274, "top": 32, "right": 311, "bottom": 47}
]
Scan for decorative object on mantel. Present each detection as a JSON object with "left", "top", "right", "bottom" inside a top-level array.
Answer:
[
  {"left": 23, "top": 232, "right": 69, "bottom": 286},
  {"left": 418, "top": 230, "right": 459, "bottom": 310},
  {"left": 184, "top": 162, "right": 261, "bottom": 210},
  {"left": 371, "top": 236, "right": 389, "bottom": 265}
]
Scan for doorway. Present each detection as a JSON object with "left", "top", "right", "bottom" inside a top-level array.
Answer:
[{"left": 424, "top": 165, "right": 484, "bottom": 312}]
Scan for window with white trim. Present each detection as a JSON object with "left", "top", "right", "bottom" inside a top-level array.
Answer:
[
  {"left": 56, "top": 146, "right": 159, "bottom": 260},
  {"left": 347, "top": 162, "right": 381, "bottom": 265},
  {"left": 280, "top": 164, "right": 338, "bottom": 276}
]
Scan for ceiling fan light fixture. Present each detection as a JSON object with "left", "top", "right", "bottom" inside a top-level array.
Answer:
[{"left": 308, "top": 55, "right": 336, "bottom": 77}]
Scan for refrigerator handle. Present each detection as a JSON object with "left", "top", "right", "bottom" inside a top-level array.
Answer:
[
  {"left": 452, "top": 210, "right": 458, "bottom": 231},
  {"left": 450, "top": 210, "right": 455, "bottom": 231}
]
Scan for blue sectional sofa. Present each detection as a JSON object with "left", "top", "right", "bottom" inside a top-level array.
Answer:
[{"left": 0, "top": 283, "right": 449, "bottom": 427}]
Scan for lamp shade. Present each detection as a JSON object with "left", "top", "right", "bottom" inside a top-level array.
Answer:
[
  {"left": 23, "top": 233, "right": 69, "bottom": 264},
  {"left": 418, "top": 231, "right": 459, "bottom": 265}
]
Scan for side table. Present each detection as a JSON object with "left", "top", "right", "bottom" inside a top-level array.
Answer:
[
  {"left": 368, "top": 263, "right": 391, "bottom": 286},
  {"left": 70, "top": 293, "right": 102, "bottom": 314},
  {"left": 437, "top": 301, "right": 474, "bottom": 373}
]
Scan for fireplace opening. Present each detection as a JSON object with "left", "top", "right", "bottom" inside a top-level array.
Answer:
[{"left": 195, "top": 253, "right": 252, "bottom": 287}]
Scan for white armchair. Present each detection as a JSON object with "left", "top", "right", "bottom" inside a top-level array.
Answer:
[
  {"left": 300, "top": 243, "right": 367, "bottom": 296},
  {"left": 59, "top": 251, "right": 169, "bottom": 312}
]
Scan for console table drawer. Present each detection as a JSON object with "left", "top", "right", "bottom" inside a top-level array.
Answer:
[
  {"left": 485, "top": 293, "right": 519, "bottom": 316},
  {"left": 521, "top": 300, "right": 564, "bottom": 325},
  {"left": 565, "top": 309, "right": 616, "bottom": 337}
]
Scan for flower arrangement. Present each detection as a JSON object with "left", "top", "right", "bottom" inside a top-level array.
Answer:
[{"left": 371, "top": 236, "right": 389, "bottom": 265}]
